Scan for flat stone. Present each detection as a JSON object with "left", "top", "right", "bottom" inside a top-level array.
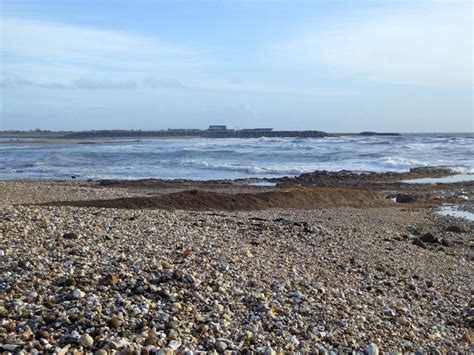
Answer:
[
  {"left": 215, "top": 340, "right": 228, "bottom": 352},
  {"left": 367, "top": 342, "right": 379, "bottom": 355},
  {"left": 420, "top": 232, "right": 439, "bottom": 243},
  {"left": 79, "top": 333, "right": 94, "bottom": 348},
  {"left": 72, "top": 289, "right": 85, "bottom": 299},
  {"left": 412, "top": 238, "right": 427, "bottom": 249},
  {"left": 168, "top": 340, "right": 181, "bottom": 351}
]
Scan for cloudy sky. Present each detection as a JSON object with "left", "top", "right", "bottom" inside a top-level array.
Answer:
[{"left": 0, "top": 0, "right": 472, "bottom": 132}]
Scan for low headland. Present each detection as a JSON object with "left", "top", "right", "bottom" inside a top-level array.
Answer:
[
  {"left": 0, "top": 167, "right": 472, "bottom": 353},
  {"left": 0, "top": 128, "right": 401, "bottom": 141}
]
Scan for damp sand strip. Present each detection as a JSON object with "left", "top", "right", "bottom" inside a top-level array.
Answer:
[{"left": 438, "top": 205, "right": 474, "bottom": 222}]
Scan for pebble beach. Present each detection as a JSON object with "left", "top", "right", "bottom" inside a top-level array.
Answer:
[{"left": 1, "top": 179, "right": 473, "bottom": 353}]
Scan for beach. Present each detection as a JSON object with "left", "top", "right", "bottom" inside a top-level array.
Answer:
[{"left": 0, "top": 169, "right": 473, "bottom": 353}]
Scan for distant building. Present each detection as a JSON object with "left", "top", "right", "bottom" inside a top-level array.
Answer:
[
  {"left": 167, "top": 128, "right": 200, "bottom": 132},
  {"left": 208, "top": 125, "right": 227, "bottom": 131}
]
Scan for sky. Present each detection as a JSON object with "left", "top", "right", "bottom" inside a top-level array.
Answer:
[{"left": 0, "top": 0, "right": 472, "bottom": 132}]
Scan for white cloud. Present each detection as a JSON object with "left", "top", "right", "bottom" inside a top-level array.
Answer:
[
  {"left": 271, "top": 2, "right": 472, "bottom": 88},
  {"left": 0, "top": 18, "right": 199, "bottom": 81}
]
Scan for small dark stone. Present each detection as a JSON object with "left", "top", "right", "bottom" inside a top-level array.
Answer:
[
  {"left": 396, "top": 194, "right": 417, "bottom": 203},
  {"left": 407, "top": 226, "right": 420, "bottom": 235},
  {"left": 17, "top": 260, "right": 28, "bottom": 269},
  {"left": 63, "top": 232, "right": 78, "bottom": 240},
  {"left": 446, "top": 224, "right": 469, "bottom": 233},
  {"left": 108, "top": 317, "right": 121, "bottom": 329},
  {"left": 101, "top": 274, "right": 119, "bottom": 286},
  {"left": 58, "top": 277, "right": 76, "bottom": 287},
  {"left": 412, "top": 238, "right": 427, "bottom": 249},
  {"left": 441, "top": 239, "right": 450, "bottom": 247},
  {"left": 420, "top": 232, "right": 439, "bottom": 243}
]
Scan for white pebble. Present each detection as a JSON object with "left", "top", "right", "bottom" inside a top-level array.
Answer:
[{"left": 367, "top": 342, "right": 379, "bottom": 355}]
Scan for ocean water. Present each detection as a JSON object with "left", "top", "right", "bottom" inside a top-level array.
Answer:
[{"left": 0, "top": 134, "right": 472, "bottom": 180}]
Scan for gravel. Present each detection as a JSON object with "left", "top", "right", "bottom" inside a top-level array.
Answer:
[{"left": 0, "top": 181, "right": 473, "bottom": 353}]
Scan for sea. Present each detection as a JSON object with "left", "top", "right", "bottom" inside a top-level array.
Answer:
[{"left": 0, "top": 133, "right": 473, "bottom": 181}]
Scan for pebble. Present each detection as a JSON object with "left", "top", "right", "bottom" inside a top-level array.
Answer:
[
  {"left": 79, "top": 333, "right": 94, "bottom": 348},
  {"left": 72, "top": 289, "right": 85, "bottom": 299},
  {"left": 0, "top": 187, "right": 472, "bottom": 353},
  {"left": 215, "top": 340, "right": 228, "bottom": 352},
  {"left": 367, "top": 342, "right": 379, "bottom": 355},
  {"left": 168, "top": 340, "right": 181, "bottom": 351}
]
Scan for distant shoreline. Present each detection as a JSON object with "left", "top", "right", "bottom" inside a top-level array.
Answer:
[{"left": 0, "top": 129, "right": 403, "bottom": 140}]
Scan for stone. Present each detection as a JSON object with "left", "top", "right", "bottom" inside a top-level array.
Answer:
[
  {"left": 184, "top": 274, "right": 195, "bottom": 284},
  {"left": 162, "top": 262, "right": 172, "bottom": 270},
  {"left": 215, "top": 340, "right": 228, "bottom": 352},
  {"left": 101, "top": 273, "right": 119, "bottom": 286},
  {"left": 57, "top": 345, "right": 71, "bottom": 355},
  {"left": 446, "top": 224, "right": 469, "bottom": 233},
  {"left": 395, "top": 194, "right": 416, "bottom": 203},
  {"left": 290, "top": 335, "right": 300, "bottom": 346},
  {"left": 167, "top": 329, "right": 179, "bottom": 340},
  {"left": 79, "top": 333, "right": 94, "bottom": 348},
  {"left": 420, "top": 232, "right": 439, "bottom": 243},
  {"left": 461, "top": 334, "right": 473, "bottom": 343},
  {"left": 441, "top": 239, "right": 450, "bottom": 247},
  {"left": 27, "top": 291, "right": 38, "bottom": 299},
  {"left": 412, "top": 238, "right": 426, "bottom": 249},
  {"left": 407, "top": 226, "right": 420, "bottom": 235},
  {"left": 21, "top": 325, "right": 33, "bottom": 340},
  {"left": 63, "top": 232, "right": 78, "bottom": 239},
  {"left": 3, "top": 344, "right": 18, "bottom": 352},
  {"left": 367, "top": 342, "right": 379, "bottom": 355},
  {"left": 168, "top": 340, "right": 181, "bottom": 351},
  {"left": 72, "top": 289, "right": 86, "bottom": 299},
  {"left": 108, "top": 317, "right": 121, "bottom": 329}
]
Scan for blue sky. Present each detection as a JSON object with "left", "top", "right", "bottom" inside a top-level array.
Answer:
[{"left": 0, "top": 0, "right": 472, "bottom": 132}]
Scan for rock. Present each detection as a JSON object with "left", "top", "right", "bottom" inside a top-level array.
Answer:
[
  {"left": 108, "top": 317, "right": 121, "bottom": 329},
  {"left": 27, "top": 291, "right": 38, "bottom": 299},
  {"left": 168, "top": 340, "right": 181, "bottom": 351},
  {"left": 395, "top": 194, "right": 417, "bottom": 203},
  {"left": 290, "top": 335, "right": 300, "bottom": 346},
  {"left": 2, "top": 344, "right": 18, "bottom": 352},
  {"left": 446, "top": 224, "right": 469, "bottom": 233},
  {"left": 420, "top": 232, "right": 439, "bottom": 243},
  {"left": 167, "top": 329, "right": 179, "bottom": 340},
  {"left": 157, "top": 312, "right": 170, "bottom": 323},
  {"left": 57, "top": 345, "right": 71, "bottom": 355},
  {"left": 461, "top": 334, "right": 473, "bottom": 343},
  {"left": 79, "top": 333, "right": 94, "bottom": 348},
  {"left": 407, "top": 226, "right": 420, "bottom": 235},
  {"left": 17, "top": 260, "right": 28, "bottom": 269},
  {"left": 94, "top": 350, "right": 108, "bottom": 355},
  {"left": 72, "top": 289, "right": 85, "bottom": 299},
  {"left": 162, "top": 262, "right": 172, "bottom": 270},
  {"left": 0, "top": 250, "right": 4, "bottom": 257},
  {"left": 101, "top": 273, "right": 119, "bottom": 285},
  {"left": 21, "top": 325, "right": 33, "bottom": 340},
  {"left": 184, "top": 274, "right": 195, "bottom": 284},
  {"left": 215, "top": 340, "right": 228, "bottom": 352},
  {"left": 109, "top": 338, "right": 128, "bottom": 349},
  {"left": 367, "top": 342, "right": 379, "bottom": 355},
  {"left": 63, "top": 232, "right": 78, "bottom": 239},
  {"left": 412, "top": 238, "right": 427, "bottom": 249}
]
